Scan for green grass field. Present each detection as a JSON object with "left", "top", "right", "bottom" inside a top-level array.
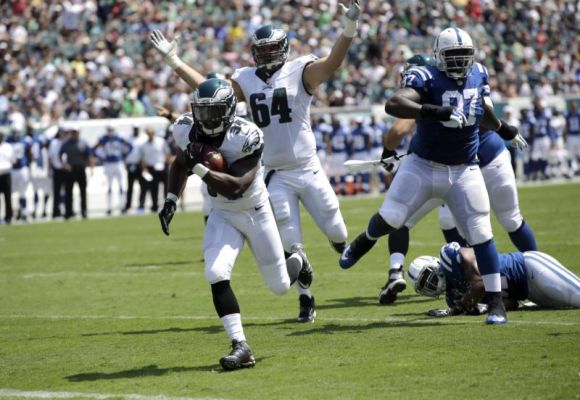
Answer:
[{"left": 1, "top": 183, "right": 579, "bottom": 400}]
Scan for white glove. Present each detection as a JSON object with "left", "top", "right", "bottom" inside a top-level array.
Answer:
[
  {"left": 444, "top": 109, "right": 468, "bottom": 129},
  {"left": 150, "top": 30, "right": 183, "bottom": 70},
  {"left": 338, "top": 0, "right": 360, "bottom": 38},
  {"left": 511, "top": 133, "right": 528, "bottom": 150}
]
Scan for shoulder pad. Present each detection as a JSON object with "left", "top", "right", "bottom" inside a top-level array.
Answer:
[{"left": 172, "top": 113, "right": 194, "bottom": 150}]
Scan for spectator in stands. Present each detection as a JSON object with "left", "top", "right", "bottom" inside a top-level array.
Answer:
[
  {"left": 138, "top": 127, "right": 170, "bottom": 213},
  {"left": 60, "top": 127, "right": 93, "bottom": 219}
]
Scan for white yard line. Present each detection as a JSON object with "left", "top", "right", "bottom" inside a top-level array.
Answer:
[
  {"left": 0, "top": 314, "right": 578, "bottom": 326},
  {"left": 0, "top": 389, "right": 225, "bottom": 400}
]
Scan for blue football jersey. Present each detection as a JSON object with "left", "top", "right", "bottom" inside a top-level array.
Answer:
[
  {"left": 31, "top": 135, "right": 48, "bottom": 168},
  {"left": 403, "top": 63, "right": 490, "bottom": 165},
  {"left": 439, "top": 243, "right": 529, "bottom": 305},
  {"left": 329, "top": 126, "right": 350, "bottom": 154},
  {"left": 566, "top": 110, "right": 580, "bottom": 136},
  {"left": 350, "top": 125, "right": 370, "bottom": 153},
  {"left": 518, "top": 112, "right": 535, "bottom": 142},
  {"left": 478, "top": 130, "right": 505, "bottom": 168},
  {"left": 313, "top": 122, "right": 331, "bottom": 152},
  {"left": 6, "top": 135, "right": 32, "bottom": 169},
  {"left": 369, "top": 121, "right": 387, "bottom": 149},
  {"left": 96, "top": 135, "right": 131, "bottom": 162},
  {"left": 533, "top": 110, "right": 553, "bottom": 139}
]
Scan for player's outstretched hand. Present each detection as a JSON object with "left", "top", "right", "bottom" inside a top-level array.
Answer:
[
  {"left": 159, "top": 199, "right": 177, "bottom": 236},
  {"left": 511, "top": 133, "right": 528, "bottom": 150},
  {"left": 150, "top": 30, "right": 182, "bottom": 69},
  {"left": 339, "top": 0, "right": 361, "bottom": 21}
]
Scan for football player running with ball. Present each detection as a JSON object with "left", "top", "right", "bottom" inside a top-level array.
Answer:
[
  {"left": 340, "top": 28, "right": 524, "bottom": 325},
  {"left": 158, "top": 79, "right": 312, "bottom": 371},
  {"left": 151, "top": 1, "right": 361, "bottom": 322}
]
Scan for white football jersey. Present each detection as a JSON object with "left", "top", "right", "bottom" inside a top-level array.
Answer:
[
  {"left": 172, "top": 113, "right": 268, "bottom": 211},
  {"left": 232, "top": 55, "right": 318, "bottom": 170}
]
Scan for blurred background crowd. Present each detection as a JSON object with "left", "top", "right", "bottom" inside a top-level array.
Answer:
[{"left": 0, "top": 0, "right": 578, "bottom": 126}]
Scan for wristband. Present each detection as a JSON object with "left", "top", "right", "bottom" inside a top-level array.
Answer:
[
  {"left": 420, "top": 104, "right": 440, "bottom": 119},
  {"left": 193, "top": 163, "right": 209, "bottom": 178},
  {"left": 166, "top": 54, "right": 185, "bottom": 70},
  {"left": 166, "top": 192, "right": 178, "bottom": 204},
  {"left": 342, "top": 19, "right": 358, "bottom": 38},
  {"left": 496, "top": 120, "right": 517, "bottom": 140}
]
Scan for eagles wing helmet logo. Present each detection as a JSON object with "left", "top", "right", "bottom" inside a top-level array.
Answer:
[{"left": 242, "top": 130, "right": 261, "bottom": 153}]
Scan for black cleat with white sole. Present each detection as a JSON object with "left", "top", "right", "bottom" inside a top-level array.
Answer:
[
  {"left": 219, "top": 340, "right": 256, "bottom": 371},
  {"left": 297, "top": 295, "right": 316, "bottom": 323},
  {"left": 378, "top": 266, "right": 407, "bottom": 304}
]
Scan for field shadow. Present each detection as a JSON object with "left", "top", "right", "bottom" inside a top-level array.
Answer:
[
  {"left": 82, "top": 325, "right": 223, "bottom": 337},
  {"left": 318, "top": 295, "right": 434, "bottom": 310},
  {"left": 285, "top": 318, "right": 469, "bottom": 336},
  {"left": 65, "top": 364, "right": 202, "bottom": 381},
  {"left": 66, "top": 356, "right": 273, "bottom": 381}
]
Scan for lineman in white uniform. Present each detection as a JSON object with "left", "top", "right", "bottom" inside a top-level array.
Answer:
[
  {"left": 157, "top": 79, "right": 312, "bottom": 371},
  {"left": 150, "top": 0, "right": 361, "bottom": 322}
]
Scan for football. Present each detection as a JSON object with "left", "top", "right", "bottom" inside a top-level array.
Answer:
[{"left": 189, "top": 143, "right": 227, "bottom": 172}]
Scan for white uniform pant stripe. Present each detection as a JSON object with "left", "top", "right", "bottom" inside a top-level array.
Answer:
[{"left": 525, "top": 252, "right": 580, "bottom": 291}]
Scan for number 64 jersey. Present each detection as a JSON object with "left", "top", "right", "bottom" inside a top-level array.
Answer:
[
  {"left": 172, "top": 113, "right": 269, "bottom": 211},
  {"left": 232, "top": 55, "right": 318, "bottom": 170},
  {"left": 403, "top": 63, "right": 491, "bottom": 165}
]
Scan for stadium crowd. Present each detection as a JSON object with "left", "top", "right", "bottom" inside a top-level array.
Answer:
[{"left": 0, "top": 0, "right": 578, "bottom": 126}]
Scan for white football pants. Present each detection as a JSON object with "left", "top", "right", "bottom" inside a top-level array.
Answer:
[
  {"left": 203, "top": 202, "right": 291, "bottom": 295},
  {"left": 266, "top": 161, "right": 348, "bottom": 252},
  {"left": 381, "top": 153, "right": 492, "bottom": 246},
  {"left": 523, "top": 251, "right": 580, "bottom": 308}
]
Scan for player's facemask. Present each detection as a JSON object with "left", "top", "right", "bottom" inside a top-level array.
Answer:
[{"left": 440, "top": 48, "right": 474, "bottom": 80}]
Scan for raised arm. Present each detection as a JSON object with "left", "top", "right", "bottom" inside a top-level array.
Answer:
[
  {"left": 303, "top": 0, "right": 360, "bottom": 92},
  {"left": 150, "top": 30, "right": 245, "bottom": 101}
]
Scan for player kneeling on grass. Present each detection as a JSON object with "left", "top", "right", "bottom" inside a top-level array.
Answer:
[
  {"left": 408, "top": 242, "right": 580, "bottom": 317},
  {"left": 158, "top": 78, "right": 312, "bottom": 371}
]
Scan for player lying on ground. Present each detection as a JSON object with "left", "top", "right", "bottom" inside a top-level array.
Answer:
[
  {"left": 158, "top": 78, "right": 312, "bottom": 371},
  {"left": 408, "top": 242, "right": 580, "bottom": 316}
]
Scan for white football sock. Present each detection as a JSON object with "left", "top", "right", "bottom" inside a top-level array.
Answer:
[
  {"left": 482, "top": 273, "right": 502, "bottom": 293},
  {"left": 220, "top": 313, "right": 245, "bottom": 342},
  {"left": 296, "top": 285, "right": 312, "bottom": 297},
  {"left": 390, "top": 252, "right": 406, "bottom": 271}
]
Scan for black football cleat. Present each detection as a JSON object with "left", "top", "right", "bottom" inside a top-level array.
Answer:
[
  {"left": 297, "top": 295, "right": 316, "bottom": 323},
  {"left": 485, "top": 292, "right": 508, "bottom": 325},
  {"left": 378, "top": 266, "right": 407, "bottom": 305},
  {"left": 219, "top": 340, "right": 256, "bottom": 371},
  {"left": 292, "top": 244, "right": 313, "bottom": 289}
]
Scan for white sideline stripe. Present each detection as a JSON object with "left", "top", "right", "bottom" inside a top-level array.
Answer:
[
  {"left": 0, "top": 389, "right": 224, "bottom": 400},
  {"left": 0, "top": 314, "right": 578, "bottom": 326}
]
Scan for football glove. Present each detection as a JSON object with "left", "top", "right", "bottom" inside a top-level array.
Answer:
[
  {"left": 150, "top": 30, "right": 183, "bottom": 69},
  {"left": 510, "top": 133, "right": 528, "bottom": 150},
  {"left": 338, "top": 0, "right": 360, "bottom": 37},
  {"left": 158, "top": 198, "right": 177, "bottom": 236},
  {"left": 184, "top": 143, "right": 204, "bottom": 171},
  {"left": 447, "top": 109, "right": 468, "bottom": 129},
  {"left": 380, "top": 148, "right": 399, "bottom": 172}
]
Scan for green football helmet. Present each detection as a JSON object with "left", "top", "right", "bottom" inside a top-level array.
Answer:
[
  {"left": 191, "top": 78, "right": 237, "bottom": 138},
  {"left": 251, "top": 25, "right": 289, "bottom": 71},
  {"left": 404, "top": 54, "right": 436, "bottom": 71}
]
